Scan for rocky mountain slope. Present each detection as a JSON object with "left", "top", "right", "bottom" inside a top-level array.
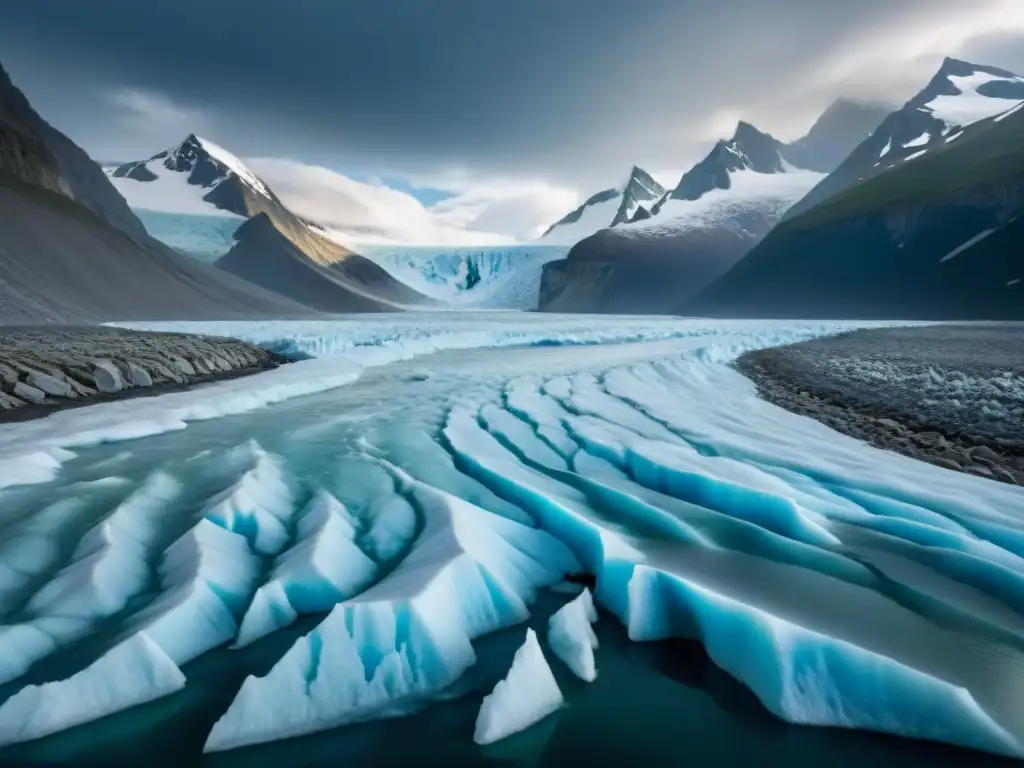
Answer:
[
  {"left": 111, "top": 135, "right": 431, "bottom": 311},
  {"left": 686, "top": 98, "right": 1024, "bottom": 319},
  {"left": 783, "top": 58, "right": 1024, "bottom": 221},
  {"left": 0, "top": 61, "right": 317, "bottom": 323}
]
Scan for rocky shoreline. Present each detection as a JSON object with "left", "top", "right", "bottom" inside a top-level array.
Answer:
[
  {"left": 737, "top": 325, "right": 1024, "bottom": 486},
  {"left": 0, "top": 326, "right": 288, "bottom": 422}
]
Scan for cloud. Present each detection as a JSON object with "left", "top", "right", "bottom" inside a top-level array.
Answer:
[
  {"left": 249, "top": 159, "right": 581, "bottom": 244},
  {"left": 248, "top": 158, "right": 522, "bottom": 245},
  {"left": 104, "top": 87, "right": 209, "bottom": 146},
  {"left": 3, "top": 1, "right": 1023, "bottom": 194}
]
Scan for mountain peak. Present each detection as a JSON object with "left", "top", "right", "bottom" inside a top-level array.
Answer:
[{"left": 731, "top": 121, "right": 773, "bottom": 144}]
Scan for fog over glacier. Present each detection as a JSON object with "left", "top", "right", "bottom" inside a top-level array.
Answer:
[{"left": 1, "top": 314, "right": 1023, "bottom": 763}]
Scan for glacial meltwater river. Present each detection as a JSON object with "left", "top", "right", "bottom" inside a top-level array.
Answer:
[{"left": 0, "top": 315, "right": 1021, "bottom": 766}]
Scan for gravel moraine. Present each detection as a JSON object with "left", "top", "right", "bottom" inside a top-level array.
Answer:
[
  {"left": 737, "top": 324, "right": 1024, "bottom": 486},
  {"left": 0, "top": 326, "right": 288, "bottom": 422}
]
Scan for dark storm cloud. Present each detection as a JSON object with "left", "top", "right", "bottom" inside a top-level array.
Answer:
[{"left": 2, "top": 0, "right": 1022, "bottom": 188}]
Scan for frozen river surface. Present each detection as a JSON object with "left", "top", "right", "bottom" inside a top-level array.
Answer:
[{"left": 0, "top": 314, "right": 1023, "bottom": 766}]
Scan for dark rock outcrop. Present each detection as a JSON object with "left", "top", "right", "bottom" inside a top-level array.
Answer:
[{"left": 0, "top": 326, "right": 287, "bottom": 420}]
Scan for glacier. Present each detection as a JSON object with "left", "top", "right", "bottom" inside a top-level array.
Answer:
[
  {"left": 1, "top": 314, "right": 1023, "bottom": 761},
  {"left": 548, "top": 588, "right": 599, "bottom": 682},
  {"left": 360, "top": 245, "right": 569, "bottom": 309},
  {"left": 473, "top": 628, "right": 564, "bottom": 745}
]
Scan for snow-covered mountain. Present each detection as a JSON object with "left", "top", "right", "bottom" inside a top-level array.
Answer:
[
  {"left": 110, "top": 135, "right": 433, "bottom": 311},
  {"left": 784, "top": 58, "right": 1024, "bottom": 220},
  {"left": 539, "top": 119, "right": 832, "bottom": 313},
  {"left": 0, "top": 62, "right": 311, "bottom": 322},
  {"left": 540, "top": 166, "right": 666, "bottom": 244},
  {"left": 539, "top": 99, "right": 887, "bottom": 251},
  {"left": 109, "top": 134, "right": 277, "bottom": 220}
]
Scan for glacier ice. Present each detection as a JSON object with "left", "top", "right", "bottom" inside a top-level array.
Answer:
[
  {"left": 0, "top": 473, "right": 181, "bottom": 685},
  {"left": 204, "top": 480, "right": 578, "bottom": 752},
  {"left": 360, "top": 246, "right": 568, "bottom": 309},
  {"left": 473, "top": 628, "right": 564, "bottom": 745},
  {"left": 130, "top": 517, "right": 261, "bottom": 664},
  {"left": 626, "top": 566, "right": 1024, "bottom": 758},
  {"left": 0, "top": 632, "right": 185, "bottom": 748},
  {"left": 548, "top": 588, "right": 599, "bottom": 682},
  {"left": 234, "top": 491, "right": 377, "bottom": 647},
  {"left": 200, "top": 443, "right": 296, "bottom": 555}
]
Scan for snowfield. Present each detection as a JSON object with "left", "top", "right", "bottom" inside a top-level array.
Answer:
[{"left": 1, "top": 315, "right": 1023, "bottom": 760}]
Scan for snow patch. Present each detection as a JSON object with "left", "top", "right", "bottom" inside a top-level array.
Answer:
[
  {"left": 904, "top": 132, "right": 930, "bottom": 148},
  {"left": 940, "top": 228, "right": 997, "bottom": 262},
  {"left": 925, "top": 71, "right": 1024, "bottom": 127}
]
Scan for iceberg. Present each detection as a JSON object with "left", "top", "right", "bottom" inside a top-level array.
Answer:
[
  {"left": 234, "top": 491, "right": 377, "bottom": 647},
  {"left": 548, "top": 588, "right": 599, "bottom": 682},
  {"left": 204, "top": 481, "right": 577, "bottom": 752},
  {"left": 474, "top": 628, "right": 564, "bottom": 745},
  {"left": 0, "top": 632, "right": 185, "bottom": 748}
]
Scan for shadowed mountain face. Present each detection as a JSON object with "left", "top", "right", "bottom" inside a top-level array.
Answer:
[
  {"left": 0, "top": 65, "right": 147, "bottom": 241},
  {"left": 111, "top": 134, "right": 435, "bottom": 312},
  {"left": 782, "top": 99, "right": 892, "bottom": 173},
  {"left": 686, "top": 99, "right": 1024, "bottom": 320},
  {"left": 0, "top": 60, "right": 317, "bottom": 323},
  {"left": 217, "top": 214, "right": 430, "bottom": 312}
]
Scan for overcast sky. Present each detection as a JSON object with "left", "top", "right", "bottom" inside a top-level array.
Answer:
[{"left": 4, "top": 0, "right": 1023, "bottom": 241}]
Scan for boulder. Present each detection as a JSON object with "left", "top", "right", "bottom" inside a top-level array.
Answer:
[
  {"left": 66, "top": 377, "right": 97, "bottom": 397},
  {"left": 171, "top": 356, "right": 196, "bottom": 376},
  {"left": 13, "top": 381, "right": 46, "bottom": 404},
  {"left": 0, "top": 362, "right": 19, "bottom": 386},
  {"left": 126, "top": 361, "right": 153, "bottom": 387},
  {"left": 26, "top": 370, "right": 74, "bottom": 398},
  {"left": 0, "top": 392, "right": 25, "bottom": 409},
  {"left": 970, "top": 445, "right": 1004, "bottom": 465},
  {"left": 90, "top": 360, "right": 126, "bottom": 393}
]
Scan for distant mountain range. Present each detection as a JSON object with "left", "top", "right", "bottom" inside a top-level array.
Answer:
[
  {"left": 540, "top": 57, "right": 1024, "bottom": 319},
  {"left": 1, "top": 50, "right": 1020, "bottom": 323},
  {"left": 538, "top": 99, "right": 889, "bottom": 313}
]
